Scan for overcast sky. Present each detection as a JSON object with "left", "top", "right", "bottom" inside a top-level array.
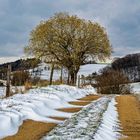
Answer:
[{"left": 0, "top": 0, "right": 140, "bottom": 57}]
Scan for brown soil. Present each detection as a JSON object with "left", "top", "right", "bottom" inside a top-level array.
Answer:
[
  {"left": 69, "top": 95, "right": 101, "bottom": 106},
  {"left": 69, "top": 101, "right": 91, "bottom": 106},
  {"left": 57, "top": 95, "right": 101, "bottom": 113},
  {"left": 116, "top": 95, "right": 140, "bottom": 140},
  {"left": 3, "top": 94, "right": 100, "bottom": 140},
  {"left": 78, "top": 94, "right": 101, "bottom": 101},
  {"left": 57, "top": 107, "right": 82, "bottom": 113},
  {"left": 3, "top": 120, "right": 57, "bottom": 140}
]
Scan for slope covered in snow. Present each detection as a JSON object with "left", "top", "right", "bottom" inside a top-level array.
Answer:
[
  {"left": 38, "top": 63, "right": 108, "bottom": 81},
  {"left": 0, "top": 87, "right": 5, "bottom": 98},
  {"left": 93, "top": 97, "right": 121, "bottom": 140},
  {"left": 0, "top": 85, "right": 95, "bottom": 139},
  {"left": 131, "top": 82, "right": 140, "bottom": 94},
  {"left": 0, "top": 57, "right": 21, "bottom": 65},
  {"left": 78, "top": 64, "right": 108, "bottom": 76}
]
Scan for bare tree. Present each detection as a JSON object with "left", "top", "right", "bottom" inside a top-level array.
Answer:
[{"left": 25, "top": 12, "right": 112, "bottom": 85}]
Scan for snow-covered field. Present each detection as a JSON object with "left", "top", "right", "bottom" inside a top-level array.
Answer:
[
  {"left": 38, "top": 63, "right": 108, "bottom": 81},
  {"left": 0, "top": 57, "right": 21, "bottom": 64},
  {"left": 0, "top": 57, "right": 139, "bottom": 139},
  {"left": 0, "top": 86, "right": 25, "bottom": 98},
  {"left": 0, "top": 87, "right": 5, "bottom": 98},
  {"left": 0, "top": 85, "right": 95, "bottom": 139},
  {"left": 78, "top": 64, "right": 108, "bottom": 76},
  {"left": 0, "top": 84, "right": 122, "bottom": 140},
  {"left": 131, "top": 82, "right": 140, "bottom": 94}
]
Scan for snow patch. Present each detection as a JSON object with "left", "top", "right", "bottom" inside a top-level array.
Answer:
[
  {"left": 93, "top": 97, "right": 121, "bottom": 140},
  {"left": 42, "top": 96, "right": 112, "bottom": 140},
  {"left": 0, "top": 85, "right": 95, "bottom": 139},
  {"left": 42, "top": 96, "right": 121, "bottom": 140},
  {"left": 131, "top": 82, "right": 140, "bottom": 94},
  {"left": 36, "top": 63, "right": 108, "bottom": 81}
]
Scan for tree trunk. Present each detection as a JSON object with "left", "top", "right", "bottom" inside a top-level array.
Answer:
[
  {"left": 67, "top": 70, "right": 70, "bottom": 85},
  {"left": 70, "top": 72, "right": 75, "bottom": 85},
  {"left": 69, "top": 71, "right": 78, "bottom": 86},
  {"left": 49, "top": 64, "right": 54, "bottom": 85},
  {"left": 60, "top": 66, "right": 63, "bottom": 84},
  {"left": 67, "top": 66, "right": 80, "bottom": 86},
  {"left": 78, "top": 75, "right": 81, "bottom": 88},
  {"left": 74, "top": 72, "right": 78, "bottom": 85}
]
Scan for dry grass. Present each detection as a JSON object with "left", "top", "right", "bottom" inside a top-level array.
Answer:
[
  {"left": 24, "top": 81, "right": 32, "bottom": 91},
  {"left": 57, "top": 95, "right": 101, "bottom": 112},
  {"left": 116, "top": 95, "right": 140, "bottom": 140},
  {"left": 78, "top": 94, "right": 101, "bottom": 101},
  {"left": 69, "top": 101, "right": 91, "bottom": 106},
  {"left": 3, "top": 120, "right": 57, "bottom": 140},
  {"left": 3, "top": 94, "right": 100, "bottom": 140},
  {"left": 135, "top": 94, "right": 140, "bottom": 102},
  {"left": 57, "top": 107, "right": 82, "bottom": 113}
]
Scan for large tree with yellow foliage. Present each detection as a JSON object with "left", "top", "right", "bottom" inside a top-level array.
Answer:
[{"left": 25, "top": 12, "right": 112, "bottom": 85}]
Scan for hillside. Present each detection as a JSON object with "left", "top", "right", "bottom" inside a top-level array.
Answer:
[
  {"left": 0, "top": 58, "right": 40, "bottom": 80},
  {"left": 112, "top": 53, "right": 140, "bottom": 82}
]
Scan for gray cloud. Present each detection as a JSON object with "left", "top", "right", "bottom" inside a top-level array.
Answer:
[{"left": 0, "top": 0, "right": 140, "bottom": 57}]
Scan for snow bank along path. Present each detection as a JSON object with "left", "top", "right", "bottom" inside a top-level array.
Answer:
[
  {"left": 42, "top": 96, "right": 121, "bottom": 140},
  {"left": 93, "top": 97, "right": 121, "bottom": 140},
  {"left": 0, "top": 85, "right": 95, "bottom": 139},
  {"left": 0, "top": 87, "right": 6, "bottom": 98}
]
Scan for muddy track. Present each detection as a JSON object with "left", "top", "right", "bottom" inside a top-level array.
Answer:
[{"left": 116, "top": 95, "right": 140, "bottom": 140}]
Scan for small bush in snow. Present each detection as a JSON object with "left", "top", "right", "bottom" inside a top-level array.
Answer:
[
  {"left": 95, "top": 69, "right": 132, "bottom": 94},
  {"left": 11, "top": 70, "right": 30, "bottom": 86},
  {"left": 24, "top": 81, "right": 32, "bottom": 90}
]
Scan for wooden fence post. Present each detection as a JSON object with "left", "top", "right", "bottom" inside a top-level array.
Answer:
[
  {"left": 60, "top": 66, "right": 63, "bottom": 84},
  {"left": 6, "top": 64, "right": 11, "bottom": 97},
  {"left": 78, "top": 75, "right": 80, "bottom": 88},
  {"left": 49, "top": 63, "right": 54, "bottom": 85}
]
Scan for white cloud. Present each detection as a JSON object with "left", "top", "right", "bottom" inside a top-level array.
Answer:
[{"left": 0, "top": 0, "right": 140, "bottom": 57}]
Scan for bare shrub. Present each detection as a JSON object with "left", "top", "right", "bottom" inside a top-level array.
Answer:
[
  {"left": 24, "top": 81, "right": 32, "bottom": 90},
  {"left": 95, "top": 69, "right": 132, "bottom": 94},
  {"left": 11, "top": 70, "right": 30, "bottom": 86},
  {"left": 37, "top": 80, "right": 50, "bottom": 87},
  {"left": 37, "top": 79, "right": 65, "bottom": 87}
]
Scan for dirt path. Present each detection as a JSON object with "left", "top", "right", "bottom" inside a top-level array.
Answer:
[
  {"left": 116, "top": 95, "right": 140, "bottom": 140},
  {"left": 3, "top": 95, "right": 100, "bottom": 140}
]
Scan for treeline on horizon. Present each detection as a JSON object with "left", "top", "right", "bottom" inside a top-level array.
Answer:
[
  {"left": 111, "top": 53, "right": 140, "bottom": 82},
  {"left": 0, "top": 52, "right": 139, "bottom": 83},
  {"left": 0, "top": 58, "right": 40, "bottom": 80},
  {"left": 85, "top": 53, "right": 140, "bottom": 85}
]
